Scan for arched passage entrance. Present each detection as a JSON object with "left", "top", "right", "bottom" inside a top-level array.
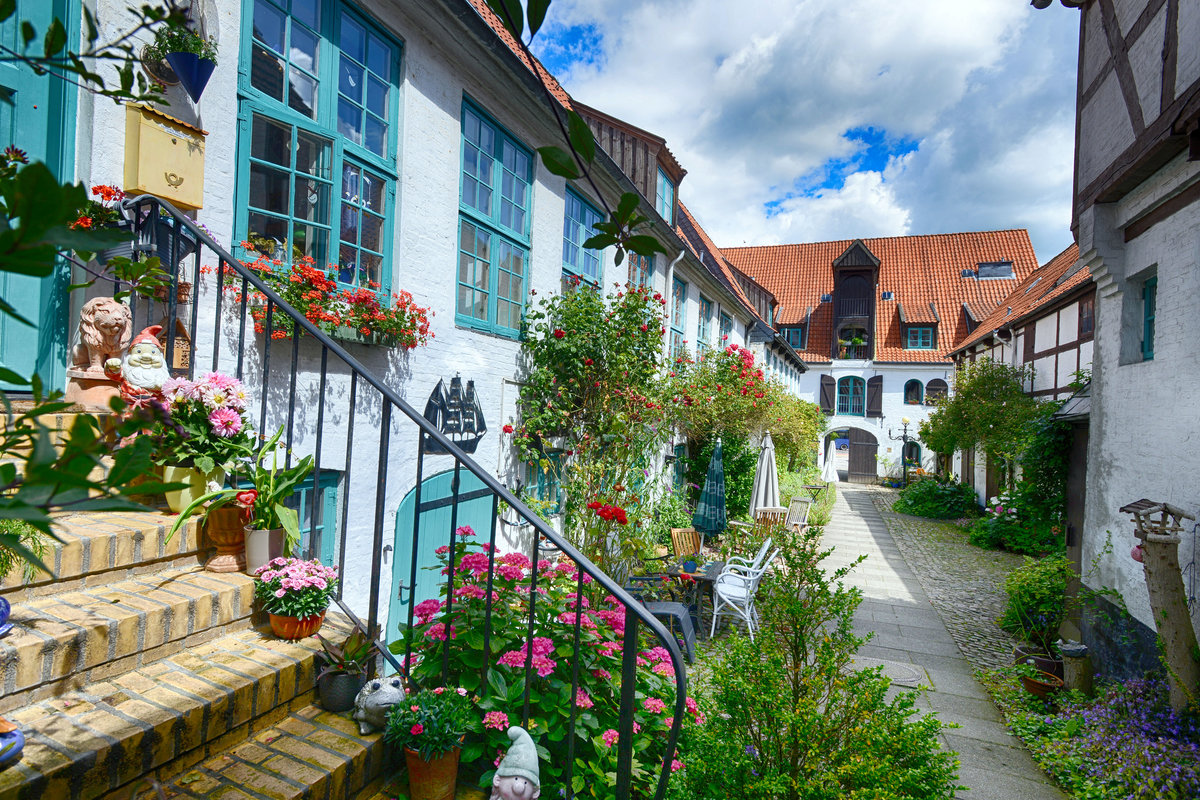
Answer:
[
  {"left": 387, "top": 469, "right": 495, "bottom": 646},
  {"left": 846, "top": 428, "right": 879, "bottom": 484}
]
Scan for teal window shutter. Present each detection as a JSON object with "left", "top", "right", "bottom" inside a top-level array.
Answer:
[{"left": 1142, "top": 276, "right": 1156, "bottom": 360}]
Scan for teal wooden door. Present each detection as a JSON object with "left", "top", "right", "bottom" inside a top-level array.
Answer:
[
  {"left": 388, "top": 469, "right": 495, "bottom": 646},
  {"left": 0, "top": 0, "right": 78, "bottom": 392}
]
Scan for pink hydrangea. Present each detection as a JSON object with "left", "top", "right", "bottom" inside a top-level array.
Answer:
[
  {"left": 458, "top": 552, "right": 490, "bottom": 576},
  {"left": 653, "top": 662, "right": 673, "bottom": 677},
  {"left": 498, "top": 552, "right": 531, "bottom": 569},
  {"left": 556, "top": 611, "right": 597, "bottom": 630},
  {"left": 497, "top": 564, "right": 525, "bottom": 582},
  {"left": 483, "top": 711, "right": 509, "bottom": 731},
  {"left": 455, "top": 525, "right": 475, "bottom": 537},
  {"left": 642, "top": 697, "right": 667, "bottom": 714},
  {"left": 592, "top": 668, "right": 612, "bottom": 681},
  {"left": 601, "top": 729, "right": 619, "bottom": 747},
  {"left": 671, "top": 759, "right": 683, "bottom": 773},
  {"left": 414, "top": 599, "right": 443, "bottom": 624},
  {"left": 575, "top": 689, "right": 593, "bottom": 709},
  {"left": 425, "top": 622, "right": 456, "bottom": 641}
]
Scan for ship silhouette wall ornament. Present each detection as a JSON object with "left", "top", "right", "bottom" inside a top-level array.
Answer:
[{"left": 423, "top": 374, "right": 487, "bottom": 454}]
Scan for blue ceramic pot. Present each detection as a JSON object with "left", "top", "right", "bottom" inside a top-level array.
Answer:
[
  {"left": 0, "top": 596, "right": 9, "bottom": 628},
  {"left": 0, "top": 729, "right": 23, "bottom": 770},
  {"left": 164, "top": 51, "right": 216, "bottom": 103}
]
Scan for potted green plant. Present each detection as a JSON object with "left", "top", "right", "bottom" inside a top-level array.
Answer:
[
  {"left": 148, "top": 23, "right": 218, "bottom": 103},
  {"left": 167, "top": 426, "right": 313, "bottom": 573},
  {"left": 999, "top": 556, "right": 1073, "bottom": 678},
  {"left": 1014, "top": 661, "right": 1064, "bottom": 699},
  {"left": 315, "top": 621, "right": 379, "bottom": 712},
  {"left": 383, "top": 687, "right": 474, "bottom": 800}
]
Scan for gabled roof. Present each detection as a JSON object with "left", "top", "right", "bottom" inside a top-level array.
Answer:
[
  {"left": 465, "top": 0, "right": 572, "bottom": 109},
  {"left": 952, "top": 243, "right": 1087, "bottom": 355},
  {"left": 721, "top": 229, "right": 1039, "bottom": 364},
  {"left": 675, "top": 202, "right": 762, "bottom": 323}
]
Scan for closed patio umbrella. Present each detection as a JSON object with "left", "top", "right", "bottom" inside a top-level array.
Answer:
[
  {"left": 692, "top": 438, "right": 727, "bottom": 543},
  {"left": 749, "top": 431, "right": 780, "bottom": 517},
  {"left": 821, "top": 451, "right": 839, "bottom": 483}
]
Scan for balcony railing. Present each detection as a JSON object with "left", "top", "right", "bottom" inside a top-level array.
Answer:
[
  {"left": 836, "top": 343, "right": 871, "bottom": 360},
  {"left": 118, "top": 196, "right": 686, "bottom": 800},
  {"left": 836, "top": 297, "right": 871, "bottom": 317}
]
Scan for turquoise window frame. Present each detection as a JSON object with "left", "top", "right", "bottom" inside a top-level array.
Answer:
[
  {"left": 235, "top": 0, "right": 402, "bottom": 295},
  {"left": 670, "top": 276, "right": 688, "bottom": 358},
  {"left": 655, "top": 166, "right": 674, "bottom": 223},
  {"left": 456, "top": 99, "right": 532, "bottom": 338},
  {"left": 785, "top": 326, "right": 806, "bottom": 349},
  {"left": 628, "top": 253, "right": 653, "bottom": 289},
  {"left": 697, "top": 295, "right": 713, "bottom": 351},
  {"left": 718, "top": 312, "right": 733, "bottom": 343},
  {"left": 563, "top": 189, "right": 602, "bottom": 284},
  {"left": 907, "top": 327, "right": 934, "bottom": 349},
  {"left": 1142, "top": 276, "right": 1156, "bottom": 360},
  {"left": 904, "top": 379, "right": 923, "bottom": 405},
  {"left": 836, "top": 377, "right": 865, "bottom": 416}
]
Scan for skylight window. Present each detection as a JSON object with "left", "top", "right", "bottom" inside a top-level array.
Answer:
[{"left": 977, "top": 260, "right": 1014, "bottom": 279}]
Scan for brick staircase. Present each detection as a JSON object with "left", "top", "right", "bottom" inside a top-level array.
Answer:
[{"left": 0, "top": 511, "right": 390, "bottom": 800}]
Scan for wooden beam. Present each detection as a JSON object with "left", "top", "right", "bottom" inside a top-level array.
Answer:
[
  {"left": 1098, "top": 0, "right": 1146, "bottom": 135},
  {"left": 1161, "top": 0, "right": 1179, "bottom": 111},
  {"left": 1123, "top": 178, "right": 1200, "bottom": 242}
]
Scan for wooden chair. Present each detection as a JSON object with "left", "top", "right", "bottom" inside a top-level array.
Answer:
[
  {"left": 785, "top": 498, "right": 812, "bottom": 532},
  {"left": 670, "top": 527, "right": 702, "bottom": 558},
  {"left": 728, "top": 506, "right": 786, "bottom": 539}
]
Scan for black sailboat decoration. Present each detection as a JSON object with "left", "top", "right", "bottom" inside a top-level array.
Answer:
[{"left": 423, "top": 374, "right": 487, "bottom": 454}]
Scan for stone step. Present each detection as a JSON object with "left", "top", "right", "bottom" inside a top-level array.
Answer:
[
  {"left": 133, "top": 704, "right": 387, "bottom": 800},
  {"left": 0, "top": 566, "right": 254, "bottom": 711},
  {"left": 0, "top": 620, "right": 350, "bottom": 800},
  {"left": 1, "top": 512, "right": 203, "bottom": 601}
]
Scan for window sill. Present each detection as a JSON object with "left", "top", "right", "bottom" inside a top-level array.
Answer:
[{"left": 455, "top": 315, "right": 521, "bottom": 341}]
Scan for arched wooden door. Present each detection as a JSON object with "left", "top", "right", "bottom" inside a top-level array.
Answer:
[
  {"left": 387, "top": 469, "right": 495, "bottom": 646},
  {"left": 847, "top": 428, "right": 878, "bottom": 484}
]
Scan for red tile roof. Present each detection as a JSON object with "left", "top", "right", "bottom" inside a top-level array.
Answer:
[
  {"left": 466, "top": 0, "right": 573, "bottom": 109},
  {"left": 721, "top": 230, "right": 1040, "bottom": 364},
  {"left": 952, "top": 243, "right": 1086, "bottom": 354}
]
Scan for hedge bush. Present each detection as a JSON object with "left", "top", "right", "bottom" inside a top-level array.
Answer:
[{"left": 892, "top": 476, "right": 977, "bottom": 519}]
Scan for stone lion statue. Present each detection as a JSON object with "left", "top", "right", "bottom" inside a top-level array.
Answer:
[
  {"left": 352, "top": 676, "right": 406, "bottom": 735},
  {"left": 71, "top": 297, "right": 132, "bottom": 374}
]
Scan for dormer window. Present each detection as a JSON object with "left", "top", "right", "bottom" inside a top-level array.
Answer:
[
  {"left": 977, "top": 260, "right": 1014, "bottom": 279},
  {"left": 907, "top": 326, "right": 934, "bottom": 349},
  {"left": 655, "top": 166, "right": 675, "bottom": 224},
  {"left": 784, "top": 326, "right": 806, "bottom": 349}
]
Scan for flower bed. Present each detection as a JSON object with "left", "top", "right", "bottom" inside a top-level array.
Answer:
[
  {"left": 209, "top": 246, "right": 432, "bottom": 348},
  {"left": 981, "top": 670, "right": 1200, "bottom": 799},
  {"left": 393, "top": 525, "right": 698, "bottom": 798}
]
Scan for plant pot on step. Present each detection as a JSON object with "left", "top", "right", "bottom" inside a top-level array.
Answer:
[
  {"left": 1020, "top": 669, "right": 1064, "bottom": 699},
  {"left": 318, "top": 670, "right": 367, "bottom": 712},
  {"left": 0, "top": 718, "right": 23, "bottom": 770},
  {"left": 404, "top": 743, "right": 461, "bottom": 800},
  {"left": 1014, "top": 645, "right": 1064, "bottom": 680},
  {"left": 268, "top": 610, "right": 325, "bottom": 640},
  {"left": 164, "top": 52, "right": 216, "bottom": 103},
  {"left": 162, "top": 465, "right": 225, "bottom": 514},
  {"left": 244, "top": 526, "right": 285, "bottom": 575},
  {"left": 203, "top": 505, "right": 246, "bottom": 573}
]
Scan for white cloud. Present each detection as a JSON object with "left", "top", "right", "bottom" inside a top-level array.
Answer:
[{"left": 533, "top": 0, "right": 1081, "bottom": 261}]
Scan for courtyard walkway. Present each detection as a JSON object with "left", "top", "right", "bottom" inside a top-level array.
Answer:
[{"left": 823, "top": 484, "right": 1066, "bottom": 800}]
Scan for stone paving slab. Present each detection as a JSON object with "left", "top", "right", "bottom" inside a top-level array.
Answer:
[{"left": 823, "top": 484, "right": 1066, "bottom": 800}]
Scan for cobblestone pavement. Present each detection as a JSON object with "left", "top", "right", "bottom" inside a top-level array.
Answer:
[
  {"left": 865, "top": 486, "right": 1025, "bottom": 671},
  {"left": 824, "top": 483, "right": 1066, "bottom": 800}
]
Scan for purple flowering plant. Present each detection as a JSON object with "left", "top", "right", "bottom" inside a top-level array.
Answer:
[
  {"left": 149, "top": 371, "right": 257, "bottom": 476},
  {"left": 986, "top": 671, "right": 1200, "bottom": 799},
  {"left": 252, "top": 556, "right": 338, "bottom": 618},
  {"left": 392, "top": 525, "right": 700, "bottom": 798}
]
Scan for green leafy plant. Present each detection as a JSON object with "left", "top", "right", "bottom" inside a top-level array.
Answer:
[
  {"left": 967, "top": 488, "right": 1062, "bottom": 556},
  {"left": 146, "top": 22, "right": 217, "bottom": 62},
  {"left": 252, "top": 556, "right": 338, "bottom": 618},
  {"left": 892, "top": 474, "right": 977, "bottom": 519},
  {"left": 316, "top": 620, "right": 380, "bottom": 679},
  {"left": 998, "top": 556, "right": 1072, "bottom": 654},
  {"left": 392, "top": 524, "right": 692, "bottom": 798},
  {"left": 669, "top": 525, "right": 959, "bottom": 800},
  {"left": 383, "top": 687, "right": 475, "bottom": 761},
  {"left": 0, "top": 519, "right": 48, "bottom": 583}
]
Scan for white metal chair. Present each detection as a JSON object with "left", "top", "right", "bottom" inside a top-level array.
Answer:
[
  {"left": 709, "top": 548, "right": 777, "bottom": 641},
  {"left": 726, "top": 537, "right": 773, "bottom": 573}
]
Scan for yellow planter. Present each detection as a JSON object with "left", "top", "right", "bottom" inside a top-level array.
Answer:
[{"left": 162, "top": 465, "right": 224, "bottom": 513}]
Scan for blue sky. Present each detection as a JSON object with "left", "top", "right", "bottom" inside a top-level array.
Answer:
[{"left": 530, "top": 0, "right": 1081, "bottom": 263}]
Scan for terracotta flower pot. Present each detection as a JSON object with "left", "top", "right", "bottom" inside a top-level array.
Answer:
[
  {"left": 268, "top": 611, "right": 325, "bottom": 640},
  {"left": 203, "top": 505, "right": 246, "bottom": 573},
  {"left": 1014, "top": 645, "right": 1064, "bottom": 680},
  {"left": 404, "top": 744, "right": 461, "bottom": 800},
  {"left": 1020, "top": 669, "right": 1064, "bottom": 699}
]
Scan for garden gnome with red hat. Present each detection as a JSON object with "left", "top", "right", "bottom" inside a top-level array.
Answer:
[
  {"left": 105, "top": 325, "right": 169, "bottom": 406},
  {"left": 490, "top": 726, "right": 540, "bottom": 800}
]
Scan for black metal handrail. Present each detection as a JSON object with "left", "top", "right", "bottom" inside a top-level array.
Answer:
[{"left": 117, "top": 196, "right": 687, "bottom": 799}]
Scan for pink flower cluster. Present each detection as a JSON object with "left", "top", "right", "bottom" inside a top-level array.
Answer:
[
  {"left": 483, "top": 711, "right": 509, "bottom": 731},
  {"left": 162, "top": 372, "right": 252, "bottom": 438},
  {"left": 254, "top": 557, "right": 337, "bottom": 596},
  {"left": 497, "top": 637, "right": 556, "bottom": 678}
]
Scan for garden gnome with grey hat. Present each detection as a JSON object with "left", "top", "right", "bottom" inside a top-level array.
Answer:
[{"left": 490, "top": 726, "right": 540, "bottom": 800}]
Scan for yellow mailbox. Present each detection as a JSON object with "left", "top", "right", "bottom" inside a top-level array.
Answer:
[{"left": 124, "top": 104, "right": 207, "bottom": 210}]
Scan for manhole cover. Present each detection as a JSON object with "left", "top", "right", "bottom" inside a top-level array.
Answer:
[{"left": 851, "top": 656, "right": 926, "bottom": 687}]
